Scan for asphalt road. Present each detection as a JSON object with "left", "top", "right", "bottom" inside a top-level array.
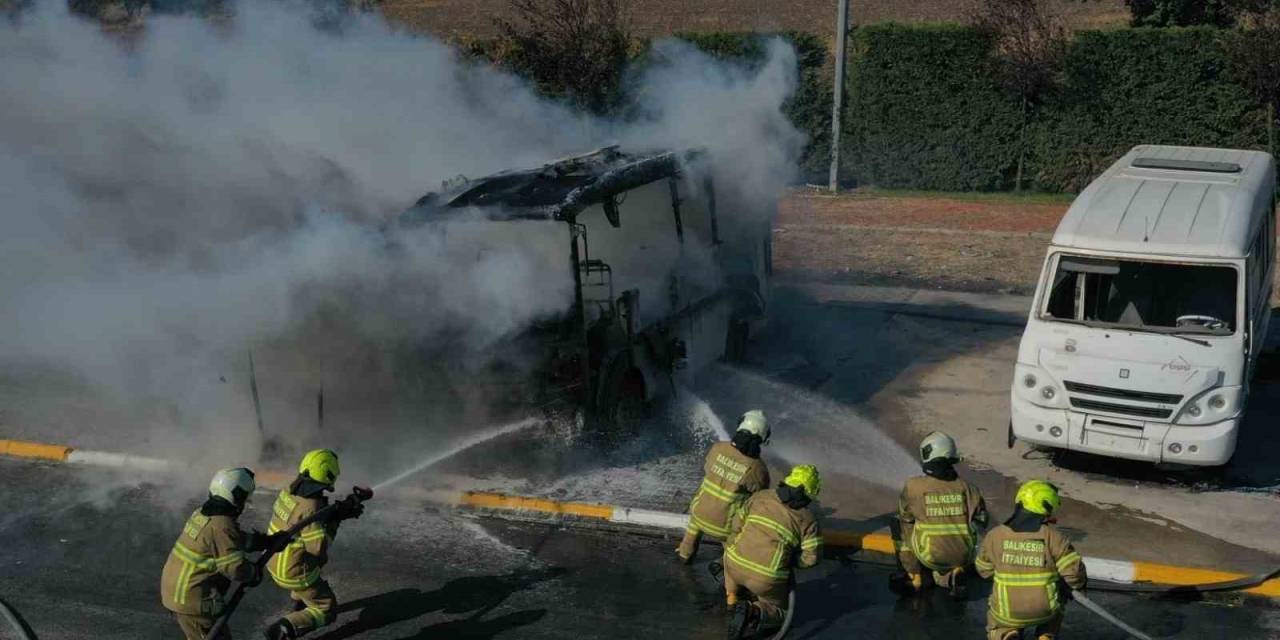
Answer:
[{"left": 0, "top": 458, "right": 1275, "bottom": 640}]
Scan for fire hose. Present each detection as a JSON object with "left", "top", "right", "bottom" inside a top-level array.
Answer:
[
  {"left": 0, "top": 598, "right": 36, "bottom": 640},
  {"left": 203, "top": 486, "right": 373, "bottom": 640},
  {"left": 1070, "top": 590, "right": 1154, "bottom": 640}
]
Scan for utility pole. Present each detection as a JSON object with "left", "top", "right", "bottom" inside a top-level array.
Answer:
[{"left": 828, "top": 0, "right": 849, "bottom": 192}]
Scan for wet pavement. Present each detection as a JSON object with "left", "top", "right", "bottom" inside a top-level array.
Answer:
[{"left": 1, "top": 458, "right": 1277, "bottom": 639}]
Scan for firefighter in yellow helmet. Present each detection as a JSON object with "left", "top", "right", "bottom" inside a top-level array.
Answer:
[
  {"left": 676, "top": 410, "right": 772, "bottom": 564},
  {"left": 975, "top": 480, "right": 1087, "bottom": 640},
  {"left": 722, "top": 464, "right": 823, "bottom": 638},
  {"left": 160, "top": 468, "right": 277, "bottom": 640},
  {"left": 263, "top": 449, "right": 364, "bottom": 640},
  {"left": 891, "top": 431, "right": 989, "bottom": 598}
]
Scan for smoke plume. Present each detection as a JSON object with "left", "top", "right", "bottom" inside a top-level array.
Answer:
[{"left": 0, "top": 1, "right": 803, "bottom": 484}]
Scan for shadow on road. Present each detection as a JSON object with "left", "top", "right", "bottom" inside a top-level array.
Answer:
[{"left": 316, "top": 567, "right": 567, "bottom": 640}]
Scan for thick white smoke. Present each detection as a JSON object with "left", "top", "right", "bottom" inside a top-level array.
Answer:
[{"left": 0, "top": 2, "right": 803, "bottom": 477}]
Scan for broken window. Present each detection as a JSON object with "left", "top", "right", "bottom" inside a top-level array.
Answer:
[{"left": 1044, "top": 255, "right": 1238, "bottom": 334}]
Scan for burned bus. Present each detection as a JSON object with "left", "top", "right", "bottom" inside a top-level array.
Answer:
[{"left": 395, "top": 146, "right": 772, "bottom": 431}]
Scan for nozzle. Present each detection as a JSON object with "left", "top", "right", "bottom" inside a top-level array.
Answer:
[{"left": 353, "top": 486, "right": 374, "bottom": 502}]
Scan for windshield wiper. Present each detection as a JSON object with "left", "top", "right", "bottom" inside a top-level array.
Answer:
[
  {"left": 1163, "top": 332, "right": 1212, "bottom": 347},
  {"left": 1047, "top": 317, "right": 1212, "bottom": 346}
]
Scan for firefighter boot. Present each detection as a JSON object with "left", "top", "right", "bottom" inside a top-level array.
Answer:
[
  {"left": 888, "top": 570, "right": 924, "bottom": 596},
  {"left": 727, "top": 602, "right": 760, "bottom": 639},
  {"left": 946, "top": 567, "right": 968, "bottom": 600},
  {"left": 263, "top": 619, "right": 297, "bottom": 640}
]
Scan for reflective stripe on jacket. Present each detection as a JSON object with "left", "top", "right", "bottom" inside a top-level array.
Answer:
[
  {"left": 159, "top": 510, "right": 253, "bottom": 616},
  {"left": 974, "top": 523, "right": 1087, "bottom": 627},
  {"left": 686, "top": 441, "right": 769, "bottom": 539},
  {"left": 724, "top": 489, "right": 821, "bottom": 583},
  {"left": 897, "top": 475, "right": 987, "bottom": 571},
  {"left": 266, "top": 490, "right": 331, "bottom": 590}
]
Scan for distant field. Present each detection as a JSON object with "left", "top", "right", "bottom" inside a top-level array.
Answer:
[{"left": 379, "top": 0, "right": 1128, "bottom": 41}]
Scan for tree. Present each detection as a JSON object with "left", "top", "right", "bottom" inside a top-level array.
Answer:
[
  {"left": 1226, "top": 8, "right": 1280, "bottom": 152},
  {"left": 1122, "top": 0, "right": 1275, "bottom": 27},
  {"left": 492, "top": 0, "right": 633, "bottom": 115},
  {"left": 971, "top": 0, "right": 1069, "bottom": 192}
]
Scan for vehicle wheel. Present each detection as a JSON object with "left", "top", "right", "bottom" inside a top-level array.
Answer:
[{"left": 596, "top": 368, "right": 647, "bottom": 444}]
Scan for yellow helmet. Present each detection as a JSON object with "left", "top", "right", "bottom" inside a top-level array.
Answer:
[
  {"left": 1015, "top": 480, "right": 1061, "bottom": 516},
  {"left": 783, "top": 464, "right": 821, "bottom": 499},
  {"left": 299, "top": 449, "right": 341, "bottom": 486}
]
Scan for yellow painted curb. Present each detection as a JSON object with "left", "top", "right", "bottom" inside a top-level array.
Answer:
[
  {"left": 461, "top": 491, "right": 615, "bottom": 520},
  {"left": 0, "top": 439, "right": 72, "bottom": 462},
  {"left": 824, "top": 531, "right": 897, "bottom": 555},
  {"left": 1131, "top": 561, "right": 1280, "bottom": 598}
]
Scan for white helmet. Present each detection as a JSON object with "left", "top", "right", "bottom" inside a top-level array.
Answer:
[
  {"left": 736, "top": 410, "right": 770, "bottom": 444},
  {"left": 919, "top": 431, "right": 958, "bottom": 464},
  {"left": 209, "top": 467, "right": 256, "bottom": 506}
]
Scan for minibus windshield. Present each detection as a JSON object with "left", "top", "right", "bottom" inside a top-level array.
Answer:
[{"left": 1042, "top": 255, "right": 1237, "bottom": 335}]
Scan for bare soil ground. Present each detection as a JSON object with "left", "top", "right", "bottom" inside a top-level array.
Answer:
[
  {"left": 379, "top": 0, "right": 1127, "bottom": 40},
  {"left": 773, "top": 189, "right": 1067, "bottom": 294}
]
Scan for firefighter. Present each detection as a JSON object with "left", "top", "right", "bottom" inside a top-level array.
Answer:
[
  {"left": 975, "top": 480, "right": 1087, "bottom": 640},
  {"left": 160, "top": 467, "right": 273, "bottom": 640},
  {"left": 263, "top": 449, "right": 364, "bottom": 640},
  {"left": 722, "top": 464, "right": 823, "bottom": 638},
  {"left": 891, "top": 431, "right": 989, "bottom": 598},
  {"left": 677, "top": 409, "right": 772, "bottom": 564}
]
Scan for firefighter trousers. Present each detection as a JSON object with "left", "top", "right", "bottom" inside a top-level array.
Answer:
[
  {"left": 986, "top": 610, "right": 1063, "bottom": 640},
  {"left": 723, "top": 561, "right": 791, "bottom": 628},
  {"left": 175, "top": 613, "right": 230, "bottom": 640},
  {"left": 281, "top": 579, "right": 337, "bottom": 636},
  {"left": 678, "top": 527, "right": 727, "bottom": 561},
  {"left": 899, "top": 548, "right": 966, "bottom": 589}
]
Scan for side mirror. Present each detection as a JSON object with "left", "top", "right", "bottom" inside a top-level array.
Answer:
[{"left": 603, "top": 198, "right": 621, "bottom": 228}]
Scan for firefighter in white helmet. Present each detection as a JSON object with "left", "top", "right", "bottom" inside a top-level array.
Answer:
[
  {"left": 891, "top": 431, "right": 989, "bottom": 598},
  {"left": 676, "top": 410, "right": 772, "bottom": 563},
  {"left": 160, "top": 468, "right": 278, "bottom": 640}
]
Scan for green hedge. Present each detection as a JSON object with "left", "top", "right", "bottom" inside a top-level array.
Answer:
[
  {"left": 840, "top": 24, "right": 1270, "bottom": 193},
  {"left": 843, "top": 24, "right": 1023, "bottom": 191},
  {"left": 468, "top": 24, "right": 1272, "bottom": 193},
  {"left": 1029, "top": 28, "right": 1267, "bottom": 191}
]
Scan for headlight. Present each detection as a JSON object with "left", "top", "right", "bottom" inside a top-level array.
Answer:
[
  {"left": 1176, "top": 386, "right": 1243, "bottom": 425},
  {"left": 1013, "top": 363, "right": 1064, "bottom": 408}
]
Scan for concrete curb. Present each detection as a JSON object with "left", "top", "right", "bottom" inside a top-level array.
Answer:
[
  {"left": 457, "top": 491, "right": 1280, "bottom": 598},
  {"left": 0, "top": 438, "right": 292, "bottom": 481}
]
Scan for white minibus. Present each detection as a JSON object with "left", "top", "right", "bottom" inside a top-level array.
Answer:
[{"left": 1011, "top": 145, "right": 1275, "bottom": 466}]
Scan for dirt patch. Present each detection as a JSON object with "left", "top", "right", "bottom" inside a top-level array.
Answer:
[
  {"left": 779, "top": 190, "right": 1067, "bottom": 234},
  {"left": 773, "top": 190, "right": 1062, "bottom": 294}
]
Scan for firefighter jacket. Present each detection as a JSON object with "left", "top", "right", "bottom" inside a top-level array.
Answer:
[
  {"left": 267, "top": 489, "right": 333, "bottom": 590},
  {"left": 974, "top": 523, "right": 1087, "bottom": 628},
  {"left": 898, "top": 474, "right": 987, "bottom": 571},
  {"left": 724, "top": 488, "right": 822, "bottom": 583},
  {"left": 160, "top": 508, "right": 255, "bottom": 616},
  {"left": 687, "top": 441, "right": 770, "bottom": 539}
]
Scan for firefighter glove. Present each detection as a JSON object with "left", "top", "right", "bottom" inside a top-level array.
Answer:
[
  {"left": 243, "top": 530, "right": 269, "bottom": 552},
  {"left": 334, "top": 497, "right": 365, "bottom": 521},
  {"left": 265, "top": 531, "right": 292, "bottom": 554}
]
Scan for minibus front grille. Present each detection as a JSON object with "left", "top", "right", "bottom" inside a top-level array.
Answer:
[
  {"left": 1063, "top": 381, "right": 1183, "bottom": 405},
  {"left": 1069, "top": 398, "right": 1172, "bottom": 419}
]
